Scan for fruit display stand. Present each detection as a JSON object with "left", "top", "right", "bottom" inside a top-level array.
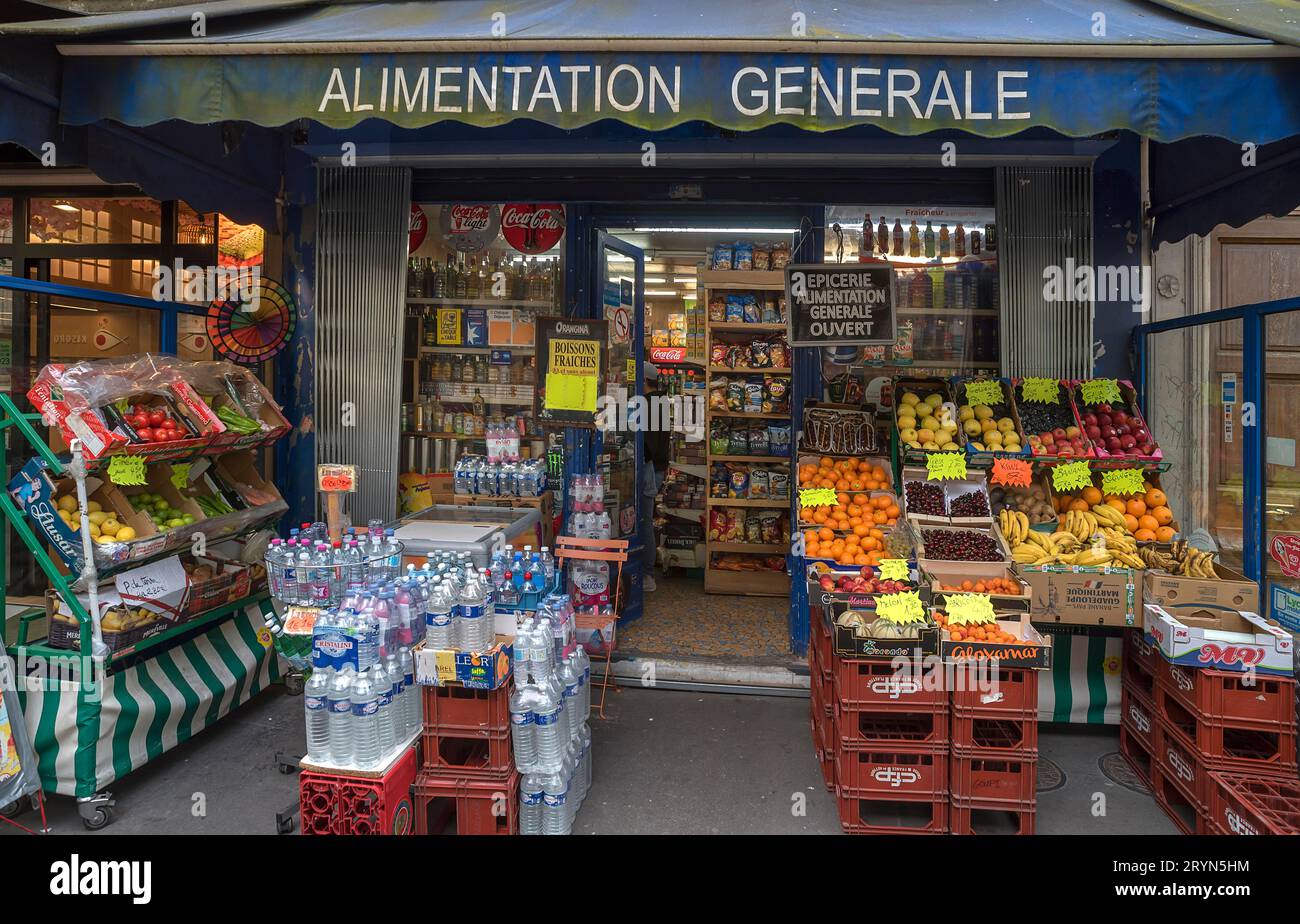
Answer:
[{"left": 0, "top": 392, "right": 280, "bottom": 829}]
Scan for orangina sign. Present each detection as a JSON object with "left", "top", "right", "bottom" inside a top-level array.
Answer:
[{"left": 535, "top": 316, "right": 608, "bottom": 427}]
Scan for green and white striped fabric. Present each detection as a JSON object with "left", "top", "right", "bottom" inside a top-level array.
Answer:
[
  {"left": 19, "top": 601, "right": 280, "bottom": 797},
  {"left": 1037, "top": 629, "right": 1123, "bottom": 725}
]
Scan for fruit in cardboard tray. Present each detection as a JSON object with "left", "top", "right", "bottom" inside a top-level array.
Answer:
[
  {"left": 957, "top": 394, "right": 1022, "bottom": 454},
  {"left": 1078, "top": 398, "right": 1156, "bottom": 458},
  {"left": 948, "top": 490, "right": 990, "bottom": 518},
  {"left": 125, "top": 403, "right": 187, "bottom": 444},
  {"left": 904, "top": 481, "right": 945, "bottom": 516},
  {"left": 817, "top": 566, "right": 912, "bottom": 595},
  {"left": 897, "top": 391, "right": 960, "bottom": 451},
  {"left": 938, "top": 576, "right": 1021, "bottom": 594},
  {"left": 1053, "top": 478, "right": 1177, "bottom": 545},
  {"left": 932, "top": 611, "right": 1021, "bottom": 644},
  {"left": 988, "top": 483, "right": 1056, "bottom": 525},
  {"left": 803, "top": 498, "right": 897, "bottom": 565},
  {"left": 921, "top": 528, "right": 1002, "bottom": 562}
]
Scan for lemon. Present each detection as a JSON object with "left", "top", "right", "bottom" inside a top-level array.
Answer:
[
  {"left": 958, "top": 406, "right": 975, "bottom": 421},
  {"left": 86, "top": 500, "right": 102, "bottom": 514},
  {"left": 99, "top": 519, "right": 120, "bottom": 537},
  {"left": 57, "top": 495, "right": 78, "bottom": 512},
  {"left": 900, "top": 392, "right": 921, "bottom": 407},
  {"left": 115, "top": 526, "right": 137, "bottom": 542},
  {"left": 974, "top": 405, "right": 994, "bottom": 420},
  {"left": 88, "top": 511, "right": 109, "bottom": 526}
]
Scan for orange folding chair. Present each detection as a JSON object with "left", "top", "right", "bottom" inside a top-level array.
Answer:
[{"left": 553, "top": 535, "right": 629, "bottom": 718}]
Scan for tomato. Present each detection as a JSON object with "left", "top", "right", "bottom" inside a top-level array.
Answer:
[
  {"left": 147, "top": 411, "right": 166, "bottom": 427},
  {"left": 135, "top": 427, "right": 154, "bottom": 442}
]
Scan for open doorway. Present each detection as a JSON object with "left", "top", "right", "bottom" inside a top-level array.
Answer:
[{"left": 603, "top": 221, "right": 802, "bottom": 669}]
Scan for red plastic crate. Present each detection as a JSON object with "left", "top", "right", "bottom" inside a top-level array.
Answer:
[
  {"left": 951, "top": 708, "right": 1038, "bottom": 754},
  {"left": 810, "top": 658, "right": 832, "bottom": 720},
  {"left": 1127, "top": 628, "right": 1159, "bottom": 675},
  {"left": 831, "top": 658, "right": 947, "bottom": 711},
  {"left": 950, "top": 747, "right": 1037, "bottom": 805},
  {"left": 413, "top": 770, "right": 519, "bottom": 835},
  {"left": 810, "top": 613, "right": 833, "bottom": 682},
  {"left": 832, "top": 702, "right": 949, "bottom": 751},
  {"left": 1156, "top": 686, "right": 1298, "bottom": 777},
  {"left": 1150, "top": 762, "right": 1210, "bottom": 835},
  {"left": 834, "top": 747, "right": 948, "bottom": 798},
  {"left": 950, "top": 799, "right": 1035, "bottom": 835},
  {"left": 420, "top": 727, "right": 513, "bottom": 779},
  {"left": 1119, "top": 720, "right": 1155, "bottom": 788},
  {"left": 1153, "top": 717, "right": 1208, "bottom": 811},
  {"left": 299, "top": 746, "right": 418, "bottom": 836},
  {"left": 1207, "top": 771, "right": 1300, "bottom": 836},
  {"left": 1122, "top": 647, "right": 1158, "bottom": 703},
  {"left": 950, "top": 665, "right": 1038, "bottom": 715},
  {"left": 837, "top": 791, "right": 948, "bottom": 834},
  {"left": 1120, "top": 684, "right": 1157, "bottom": 754},
  {"left": 422, "top": 683, "right": 510, "bottom": 734},
  {"left": 1157, "top": 661, "right": 1296, "bottom": 727}
]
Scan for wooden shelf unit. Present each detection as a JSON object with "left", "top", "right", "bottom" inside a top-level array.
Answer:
[{"left": 702, "top": 272, "right": 792, "bottom": 597}]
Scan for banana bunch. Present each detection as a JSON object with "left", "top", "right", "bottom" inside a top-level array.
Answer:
[
  {"left": 998, "top": 508, "right": 1031, "bottom": 547},
  {"left": 1061, "top": 509, "right": 1100, "bottom": 543},
  {"left": 1011, "top": 528, "right": 1099, "bottom": 565},
  {"left": 1139, "top": 541, "right": 1218, "bottom": 578},
  {"left": 1089, "top": 503, "right": 1129, "bottom": 530}
]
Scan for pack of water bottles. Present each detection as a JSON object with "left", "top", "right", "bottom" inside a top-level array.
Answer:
[
  {"left": 568, "top": 473, "right": 613, "bottom": 539},
  {"left": 453, "top": 455, "right": 548, "bottom": 498},
  {"left": 487, "top": 543, "right": 560, "bottom": 613},
  {"left": 303, "top": 645, "right": 421, "bottom": 773},
  {"left": 265, "top": 519, "right": 405, "bottom": 608},
  {"left": 510, "top": 601, "right": 593, "bottom": 835}
]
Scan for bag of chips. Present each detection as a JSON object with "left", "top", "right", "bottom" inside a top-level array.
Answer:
[
  {"left": 771, "top": 241, "right": 791, "bottom": 269},
  {"left": 708, "top": 296, "right": 726, "bottom": 322},
  {"left": 727, "top": 379, "right": 745, "bottom": 412},
  {"left": 728, "top": 466, "right": 749, "bottom": 498},
  {"left": 749, "top": 468, "right": 769, "bottom": 499},
  {"left": 750, "top": 340, "right": 772, "bottom": 368},
  {"left": 767, "top": 424, "right": 791, "bottom": 457},
  {"left": 744, "top": 379, "right": 764, "bottom": 414},
  {"left": 711, "top": 246, "right": 733, "bottom": 271},
  {"left": 753, "top": 245, "right": 771, "bottom": 271},
  {"left": 769, "top": 470, "right": 790, "bottom": 499},
  {"left": 742, "top": 294, "right": 761, "bottom": 324},
  {"left": 748, "top": 426, "right": 770, "bottom": 456},
  {"left": 725, "top": 295, "right": 746, "bottom": 323},
  {"left": 734, "top": 242, "right": 754, "bottom": 271},
  {"left": 709, "top": 377, "right": 729, "bottom": 412}
]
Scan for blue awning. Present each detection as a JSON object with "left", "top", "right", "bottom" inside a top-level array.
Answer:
[{"left": 2, "top": 0, "right": 1298, "bottom": 144}]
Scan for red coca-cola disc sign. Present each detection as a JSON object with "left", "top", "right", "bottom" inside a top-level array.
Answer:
[
  {"left": 501, "top": 203, "right": 566, "bottom": 254},
  {"left": 409, "top": 204, "right": 428, "bottom": 254}
]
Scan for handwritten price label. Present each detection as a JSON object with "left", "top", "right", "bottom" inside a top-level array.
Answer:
[
  {"left": 875, "top": 591, "right": 926, "bottom": 624},
  {"left": 107, "top": 455, "right": 147, "bottom": 486},
  {"left": 1101, "top": 469, "right": 1146, "bottom": 497},
  {"left": 926, "top": 452, "right": 967, "bottom": 481},
  {"left": 1079, "top": 378, "right": 1123, "bottom": 405},
  {"left": 944, "top": 593, "right": 997, "bottom": 625},
  {"left": 878, "top": 558, "right": 910, "bottom": 581},
  {"left": 317, "top": 464, "right": 357, "bottom": 493},
  {"left": 1020, "top": 378, "right": 1061, "bottom": 404},
  {"left": 1051, "top": 460, "right": 1093, "bottom": 493},
  {"left": 170, "top": 463, "right": 192, "bottom": 490},
  {"left": 799, "top": 487, "right": 840, "bottom": 509},
  {"left": 962, "top": 379, "right": 1004, "bottom": 408},
  {"left": 990, "top": 457, "right": 1033, "bottom": 487}
]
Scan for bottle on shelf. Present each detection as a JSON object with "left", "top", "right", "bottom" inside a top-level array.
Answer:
[
  {"left": 908, "top": 220, "right": 921, "bottom": 258},
  {"left": 939, "top": 223, "right": 951, "bottom": 259},
  {"left": 861, "top": 213, "right": 874, "bottom": 257},
  {"left": 923, "top": 220, "right": 936, "bottom": 259},
  {"left": 877, "top": 216, "right": 889, "bottom": 255},
  {"left": 892, "top": 219, "right": 904, "bottom": 256},
  {"left": 954, "top": 223, "right": 966, "bottom": 258}
]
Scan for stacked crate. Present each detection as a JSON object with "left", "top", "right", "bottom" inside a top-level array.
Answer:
[
  {"left": 949, "top": 665, "right": 1040, "bottom": 835},
  {"left": 413, "top": 684, "right": 519, "bottom": 834},
  {"left": 808, "top": 610, "right": 836, "bottom": 791},
  {"left": 299, "top": 746, "right": 418, "bottom": 835},
  {"left": 1123, "top": 628, "right": 1298, "bottom": 835}
]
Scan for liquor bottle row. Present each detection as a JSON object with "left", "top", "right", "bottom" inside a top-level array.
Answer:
[
  {"left": 861, "top": 214, "right": 997, "bottom": 260},
  {"left": 407, "top": 254, "right": 559, "bottom": 302}
]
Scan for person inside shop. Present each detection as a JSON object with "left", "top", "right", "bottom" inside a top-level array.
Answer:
[{"left": 641, "top": 363, "right": 669, "bottom": 592}]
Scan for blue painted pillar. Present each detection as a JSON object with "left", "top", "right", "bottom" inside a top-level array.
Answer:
[
  {"left": 1091, "top": 132, "right": 1145, "bottom": 378},
  {"left": 276, "top": 157, "right": 317, "bottom": 529}
]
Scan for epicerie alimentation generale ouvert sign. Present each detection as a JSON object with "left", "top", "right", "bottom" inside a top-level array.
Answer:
[{"left": 786, "top": 264, "right": 897, "bottom": 348}]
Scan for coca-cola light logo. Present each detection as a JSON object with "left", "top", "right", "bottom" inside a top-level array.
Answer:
[
  {"left": 438, "top": 203, "right": 500, "bottom": 252},
  {"left": 450, "top": 205, "right": 492, "bottom": 232},
  {"left": 501, "top": 203, "right": 566, "bottom": 254}
]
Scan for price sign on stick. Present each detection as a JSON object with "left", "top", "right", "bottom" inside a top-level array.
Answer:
[
  {"left": 878, "top": 558, "right": 910, "bottom": 581},
  {"left": 107, "top": 455, "right": 147, "bottom": 486},
  {"left": 1020, "top": 378, "right": 1060, "bottom": 404},
  {"left": 1051, "top": 460, "right": 1092, "bottom": 493},
  {"left": 799, "top": 487, "right": 839, "bottom": 509},
  {"left": 317, "top": 464, "right": 358, "bottom": 543},
  {"left": 962, "top": 380, "right": 1004, "bottom": 408},
  {"left": 875, "top": 591, "right": 925, "bottom": 623},
  {"left": 945, "top": 593, "right": 997, "bottom": 625},
  {"left": 1101, "top": 469, "right": 1146, "bottom": 497},
  {"left": 1080, "top": 378, "right": 1123, "bottom": 405},
  {"left": 990, "top": 458, "right": 1033, "bottom": 487},
  {"left": 926, "top": 452, "right": 967, "bottom": 481}
]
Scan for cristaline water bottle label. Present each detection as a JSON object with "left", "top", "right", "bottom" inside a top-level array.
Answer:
[
  {"left": 521, "top": 790, "right": 543, "bottom": 806},
  {"left": 313, "top": 629, "right": 356, "bottom": 670},
  {"left": 512, "top": 711, "right": 535, "bottom": 728},
  {"left": 462, "top": 604, "right": 484, "bottom": 622},
  {"left": 428, "top": 610, "right": 452, "bottom": 629},
  {"left": 543, "top": 790, "right": 568, "bottom": 807},
  {"left": 534, "top": 711, "right": 559, "bottom": 726},
  {"left": 305, "top": 694, "right": 327, "bottom": 712},
  {"left": 352, "top": 699, "right": 379, "bottom": 718},
  {"left": 377, "top": 689, "right": 393, "bottom": 709},
  {"left": 329, "top": 698, "right": 351, "bottom": 715}
]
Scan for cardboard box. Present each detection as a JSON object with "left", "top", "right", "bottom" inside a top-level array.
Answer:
[
  {"left": 1020, "top": 564, "right": 1142, "bottom": 627},
  {"left": 831, "top": 616, "right": 941, "bottom": 660},
  {"left": 901, "top": 466, "right": 992, "bottom": 527},
  {"left": 924, "top": 562, "right": 1032, "bottom": 614},
  {"left": 916, "top": 524, "right": 1011, "bottom": 571},
  {"left": 215, "top": 450, "right": 285, "bottom": 507},
  {"left": 1144, "top": 604, "right": 1294, "bottom": 677},
  {"left": 940, "top": 614, "right": 1052, "bottom": 669},
  {"left": 953, "top": 377, "right": 1031, "bottom": 459},
  {"left": 414, "top": 638, "right": 513, "bottom": 690},
  {"left": 1143, "top": 566, "right": 1259, "bottom": 615}
]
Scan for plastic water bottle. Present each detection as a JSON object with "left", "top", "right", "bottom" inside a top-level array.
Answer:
[
  {"left": 520, "top": 772, "right": 544, "bottom": 836},
  {"left": 539, "top": 546, "right": 556, "bottom": 587},
  {"left": 510, "top": 684, "right": 539, "bottom": 772},
  {"left": 559, "top": 657, "right": 580, "bottom": 742},
  {"left": 327, "top": 667, "right": 355, "bottom": 765},
  {"left": 529, "top": 617, "right": 556, "bottom": 684},
  {"left": 384, "top": 528, "right": 402, "bottom": 577},
  {"left": 533, "top": 683, "right": 563, "bottom": 773},
  {"left": 304, "top": 667, "right": 331, "bottom": 762},
  {"left": 513, "top": 621, "right": 533, "bottom": 684},
  {"left": 399, "top": 647, "right": 418, "bottom": 735},
  {"left": 573, "top": 647, "right": 592, "bottom": 722},
  {"left": 350, "top": 669, "right": 381, "bottom": 769},
  {"left": 540, "top": 770, "right": 569, "bottom": 835},
  {"left": 579, "top": 721, "right": 592, "bottom": 792},
  {"left": 425, "top": 578, "right": 454, "bottom": 649},
  {"left": 457, "top": 569, "right": 492, "bottom": 652},
  {"left": 371, "top": 660, "right": 395, "bottom": 757}
]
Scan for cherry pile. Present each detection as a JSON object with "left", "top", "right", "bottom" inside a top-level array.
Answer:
[
  {"left": 949, "top": 490, "right": 990, "bottom": 518},
  {"left": 905, "top": 481, "right": 946, "bottom": 516},
  {"left": 922, "top": 528, "right": 1003, "bottom": 562}
]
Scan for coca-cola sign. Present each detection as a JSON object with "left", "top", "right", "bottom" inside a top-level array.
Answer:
[
  {"left": 501, "top": 203, "right": 566, "bottom": 254},
  {"left": 437, "top": 203, "right": 500, "bottom": 252},
  {"left": 649, "top": 347, "right": 687, "bottom": 364},
  {"left": 409, "top": 204, "right": 428, "bottom": 254},
  {"left": 1270, "top": 534, "right": 1300, "bottom": 578}
]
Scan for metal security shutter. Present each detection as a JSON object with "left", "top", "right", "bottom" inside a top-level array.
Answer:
[
  {"left": 997, "top": 166, "right": 1094, "bottom": 379},
  {"left": 315, "top": 166, "right": 411, "bottom": 524}
]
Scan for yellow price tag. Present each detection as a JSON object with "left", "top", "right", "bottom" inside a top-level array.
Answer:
[
  {"left": 799, "top": 487, "right": 839, "bottom": 509},
  {"left": 1020, "top": 377, "right": 1060, "bottom": 403},
  {"left": 107, "top": 455, "right": 147, "bottom": 486},
  {"left": 926, "top": 452, "right": 967, "bottom": 481},
  {"left": 1101, "top": 469, "right": 1146, "bottom": 497},
  {"left": 962, "top": 379, "right": 1004, "bottom": 408},
  {"left": 1051, "top": 460, "right": 1092, "bottom": 493},
  {"left": 544, "top": 372, "right": 599, "bottom": 413},
  {"left": 944, "top": 592, "right": 997, "bottom": 625},
  {"left": 875, "top": 591, "right": 925, "bottom": 624},
  {"left": 878, "top": 558, "right": 910, "bottom": 581},
  {"left": 1079, "top": 378, "right": 1123, "bottom": 405},
  {"left": 170, "top": 462, "right": 191, "bottom": 490}
]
